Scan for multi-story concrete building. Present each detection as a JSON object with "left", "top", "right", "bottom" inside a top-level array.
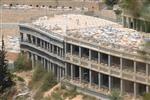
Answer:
[{"left": 19, "top": 14, "right": 150, "bottom": 99}]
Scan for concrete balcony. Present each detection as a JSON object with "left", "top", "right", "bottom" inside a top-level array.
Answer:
[
  {"left": 110, "top": 66, "right": 120, "bottom": 77},
  {"left": 64, "top": 77, "right": 110, "bottom": 96},
  {"left": 122, "top": 70, "right": 134, "bottom": 81},
  {"left": 20, "top": 41, "right": 63, "bottom": 61},
  {"left": 135, "top": 73, "right": 147, "bottom": 84},
  {"left": 65, "top": 36, "right": 150, "bottom": 64},
  {"left": 65, "top": 53, "right": 149, "bottom": 84}
]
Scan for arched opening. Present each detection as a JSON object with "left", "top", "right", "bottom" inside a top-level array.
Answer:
[
  {"left": 36, "top": 5, "right": 39, "bottom": 7},
  {"left": 10, "top": 4, "right": 13, "bottom": 7},
  {"left": 69, "top": 6, "right": 72, "bottom": 9},
  {"left": 49, "top": 5, "right": 52, "bottom": 8}
]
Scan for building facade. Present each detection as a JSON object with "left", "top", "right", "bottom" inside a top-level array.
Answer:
[{"left": 19, "top": 14, "right": 150, "bottom": 99}]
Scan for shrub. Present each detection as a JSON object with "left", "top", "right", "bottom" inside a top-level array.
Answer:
[
  {"left": 17, "top": 76, "right": 24, "bottom": 82},
  {"left": 109, "top": 89, "right": 122, "bottom": 100},
  {"left": 14, "top": 54, "right": 32, "bottom": 72},
  {"left": 143, "top": 93, "right": 150, "bottom": 100},
  {"left": 40, "top": 71, "right": 57, "bottom": 92},
  {"left": 51, "top": 92, "right": 63, "bottom": 100},
  {"left": 32, "top": 64, "right": 46, "bottom": 82}
]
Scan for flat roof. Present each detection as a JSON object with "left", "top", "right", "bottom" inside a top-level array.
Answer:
[{"left": 32, "top": 14, "right": 144, "bottom": 51}]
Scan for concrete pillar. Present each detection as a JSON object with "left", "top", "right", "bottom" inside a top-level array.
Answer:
[
  {"left": 40, "top": 39, "right": 42, "bottom": 48},
  {"left": 47, "top": 61, "right": 50, "bottom": 72},
  {"left": 128, "top": 17, "right": 131, "bottom": 28},
  {"left": 65, "top": 63, "right": 67, "bottom": 77},
  {"left": 57, "top": 67, "right": 59, "bottom": 81},
  {"left": 89, "top": 49, "right": 91, "bottom": 60},
  {"left": 109, "top": 76, "right": 111, "bottom": 91},
  {"left": 98, "top": 73, "right": 101, "bottom": 88},
  {"left": 120, "top": 58, "right": 123, "bottom": 70},
  {"left": 63, "top": 69, "right": 65, "bottom": 78},
  {"left": 98, "top": 52, "right": 100, "bottom": 63},
  {"left": 49, "top": 62, "right": 51, "bottom": 72},
  {"left": 120, "top": 58, "right": 123, "bottom": 77},
  {"left": 120, "top": 79, "right": 123, "bottom": 95},
  {"left": 60, "top": 67, "right": 62, "bottom": 80},
  {"left": 64, "top": 43, "right": 67, "bottom": 54},
  {"left": 31, "top": 36, "right": 33, "bottom": 44},
  {"left": 31, "top": 53, "right": 34, "bottom": 68},
  {"left": 108, "top": 55, "right": 111, "bottom": 67},
  {"left": 89, "top": 70, "right": 92, "bottom": 86},
  {"left": 146, "top": 64, "right": 149, "bottom": 76},
  {"left": 71, "top": 44, "right": 73, "bottom": 55},
  {"left": 71, "top": 64, "right": 73, "bottom": 80},
  {"left": 146, "top": 85, "right": 149, "bottom": 93},
  {"left": 79, "top": 67, "right": 81, "bottom": 83},
  {"left": 52, "top": 45, "right": 54, "bottom": 53},
  {"left": 43, "top": 59, "right": 46, "bottom": 69},
  {"left": 79, "top": 46, "right": 81, "bottom": 57},
  {"left": 134, "top": 82, "right": 137, "bottom": 99},
  {"left": 134, "top": 61, "right": 136, "bottom": 81},
  {"left": 52, "top": 63, "right": 55, "bottom": 74}
]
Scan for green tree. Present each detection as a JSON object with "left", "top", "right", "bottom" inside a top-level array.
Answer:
[
  {"left": 109, "top": 89, "right": 122, "bottom": 100},
  {"left": 0, "top": 35, "right": 13, "bottom": 93},
  {"left": 143, "top": 93, "right": 150, "bottom": 100},
  {"left": 14, "top": 54, "right": 32, "bottom": 71}
]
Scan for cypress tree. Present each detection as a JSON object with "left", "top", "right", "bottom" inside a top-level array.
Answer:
[{"left": 0, "top": 35, "right": 13, "bottom": 93}]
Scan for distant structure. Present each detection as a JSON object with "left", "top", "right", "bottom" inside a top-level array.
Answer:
[
  {"left": 1, "top": 0, "right": 103, "bottom": 12},
  {"left": 121, "top": 0, "right": 150, "bottom": 33},
  {"left": 19, "top": 14, "right": 150, "bottom": 99}
]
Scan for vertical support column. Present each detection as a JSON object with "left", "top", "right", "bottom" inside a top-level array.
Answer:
[
  {"left": 146, "top": 64, "right": 149, "bottom": 93},
  {"left": 40, "top": 39, "right": 42, "bottom": 48},
  {"left": 57, "top": 67, "right": 59, "bottom": 81},
  {"left": 134, "top": 61, "right": 136, "bottom": 81},
  {"left": 109, "top": 76, "right": 111, "bottom": 91},
  {"left": 89, "top": 49, "right": 91, "bottom": 60},
  {"left": 64, "top": 43, "right": 67, "bottom": 55},
  {"left": 146, "top": 85, "right": 149, "bottom": 93},
  {"left": 108, "top": 55, "right": 111, "bottom": 67},
  {"left": 89, "top": 70, "right": 92, "bottom": 86},
  {"left": 71, "top": 44, "right": 73, "bottom": 55},
  {"left": 98, "top": 73, "right": 101, "bottom": 88},
  {"left": 60, "top": 67, "right": 62, "bottom": 80},
  {"left": 52, "top": 63, "right": 54, "bottom": 73},
  {"left": 35, "top": 55, "right": 38, "bottom": 64},
  {"left": 146, "top": 63, "right": 149, "bottom": 78},
  {"left": 31, "top": 36, "right": 33, "bottom": 44},
  {"left": 71, "top": 64, "right": 73, "bottom": 80},
  {"left": 57, "top": 47, "right": 59, "bottom": 55},
  {"left": 79, "top": 67, "right": 81, "bottom": 83},
  {"left": 79, "top": 46, "right": 81, "bottom": 57},
  {"left": 49, "top": 61, "right": 51, "bottom": 72},
  {"left": 120, "top": 79, "right": 123, "bottom": 95},
  {"left": 120, "top": 57, "right": 123, "bottom": 77},
  {"left": 65, "top": 63, "right": 67, "bottom": 77},
  {"left": 128, "top": 17, "right": 131, "bottom": 28},
  {"left": 134, "top": 82, "right": 137, "bottom": 99},
  {"left": 43, "top": 59, "right": 46, "bottom": 69},
  {"left": 31, "top": 53, "right": 34, "bottom": 68},
  {"left": 98, "top": 52, "right": 100, "bottom": 63},
  {"left": 47, "top": 61, "right": 49, "bottom": 71}
]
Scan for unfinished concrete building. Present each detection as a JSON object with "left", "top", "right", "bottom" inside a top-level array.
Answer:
[{"left": 19, "top": 14, "right": 150, "bottom": 99}]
